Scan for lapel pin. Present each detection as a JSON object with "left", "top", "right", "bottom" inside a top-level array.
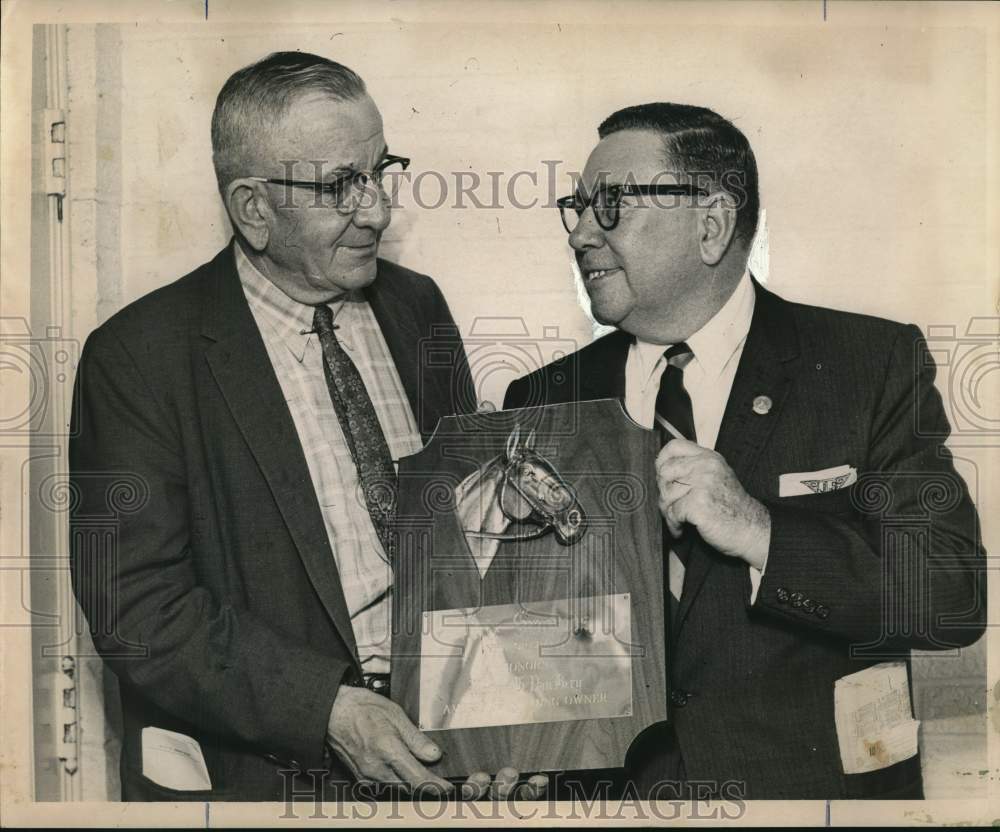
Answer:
[{"left": 752, "top": 395, "right": 772, "bottom": 415}]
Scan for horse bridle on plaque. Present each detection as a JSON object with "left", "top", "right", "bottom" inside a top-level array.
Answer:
[{"left": 457, "top": 424, "right": 588, "bottom": 546}]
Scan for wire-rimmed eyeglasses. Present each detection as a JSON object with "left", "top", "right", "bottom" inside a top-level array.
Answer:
[
  {"left": 556, "top": 183, "right": 707, "bottom": 233},
  {"left": 247, "top": 154, "right": 410, "bottom": 214}
]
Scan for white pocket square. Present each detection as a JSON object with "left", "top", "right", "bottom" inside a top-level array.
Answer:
[{"left": 779, "top": 464, "right": 857, "bottom": 497}]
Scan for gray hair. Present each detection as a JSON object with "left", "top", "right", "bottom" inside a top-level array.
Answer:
[{"left": 210, "top": 51, "right": 367, "bottom": 195}]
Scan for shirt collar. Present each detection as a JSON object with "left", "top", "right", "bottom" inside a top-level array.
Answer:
[
  {"left": 686, "top": 269, "right": 755, "bottom": 379},
  {"left": 633, "top": 270, "right": 755, "bottom": 381},
  {"left": 235, "top": 242, "right": 346, "bottom": 363}
]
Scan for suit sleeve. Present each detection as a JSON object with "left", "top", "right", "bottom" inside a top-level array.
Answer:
[
  {"left": 754, "top": 324, "right": 986, "bottom": 650},
  {"left": 69, "top": 324, "right": 349, "bottom": 771}
]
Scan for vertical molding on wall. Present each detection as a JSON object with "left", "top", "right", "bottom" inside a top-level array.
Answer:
[
  {"left": 27, "top": 22, "right": 61, "bottom": 804},
  {"left": 29, "top": 21, "right": 124, "bottom": 805},
  {"left": 63, "top": 22, "right": 124, "bottom": 802},
  {"left": 29, "top": 22, "right": 88, "bottom": 803}
]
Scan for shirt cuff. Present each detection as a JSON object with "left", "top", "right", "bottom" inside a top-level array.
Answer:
[{"left": 748, "top": 551, "right": 769, "bottom": 605}]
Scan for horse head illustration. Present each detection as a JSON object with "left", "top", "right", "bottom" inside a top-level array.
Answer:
[{"left": 456, "top": 424, "right": 587, "bottom": 547}]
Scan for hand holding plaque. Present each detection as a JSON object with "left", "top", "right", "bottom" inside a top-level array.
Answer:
[{"left": 326, "top": 686, "right": 548, "bottom": 798}]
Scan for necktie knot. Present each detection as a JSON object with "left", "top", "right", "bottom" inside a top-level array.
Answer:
[
  {"left": 313, "top": 304, "right": 336, "bottom": 337},
  {"left": 664, "top": 342, "right": 694, "bottom": 369}
]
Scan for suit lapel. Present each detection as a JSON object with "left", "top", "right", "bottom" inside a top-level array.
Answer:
[
  {"left": 576, "top": 329, "right": 632, "bottom": 403},
  {"left": 675, "top": 281, "right": 800, "bottom": 631},
  {"left": 365, "top": 261, "right": 437, "bottom": 444},
  {"left": 200, "top": 242, "right": 360, "bottom": 663}
]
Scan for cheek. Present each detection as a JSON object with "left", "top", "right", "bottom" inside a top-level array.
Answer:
[
  {"left": 275, "top": 211, "right": 313, "bottom": 249},
  {"left": 607, "top": 226, "right": 650, "bottom": 275},
  {"left": 325, "top": 219, "right": 355, "bottom": 249},
  {"left": 297, "top": 215, "right": 350, "bottom": 255},
  {"left": 604, "top": 229, "right": 632, "bottom": 266}
]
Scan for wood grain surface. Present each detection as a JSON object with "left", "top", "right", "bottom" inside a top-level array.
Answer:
[{"left": 392, "top": 400, "right": 666, "bottom": 778}]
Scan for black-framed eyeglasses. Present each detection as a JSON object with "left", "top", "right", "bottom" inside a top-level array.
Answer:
[
  {"left": 248, "top": 154, "right": 410, "bottom": 213},
  {"left": 556, "top": 183, "right": 707, "bottom": 233}
]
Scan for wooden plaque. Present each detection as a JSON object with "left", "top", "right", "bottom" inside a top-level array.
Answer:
[{"left": 391, "top": 400, "right": 666, "bottom": 778}]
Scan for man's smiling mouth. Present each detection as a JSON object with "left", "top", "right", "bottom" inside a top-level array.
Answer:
[{"left": 584, "top": 267, "right": 622, "bottom": 282}]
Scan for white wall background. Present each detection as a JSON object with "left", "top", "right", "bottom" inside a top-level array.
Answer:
[
  {"left": 53, "top": 12, "right": 996, "bottom": 801},
  {"left": 80, "top": 20, "right": 992, "bottom": 404}
]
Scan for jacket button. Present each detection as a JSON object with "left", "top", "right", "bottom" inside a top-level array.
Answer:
[
  {"left": 816, "top": 605, "right": 830, "bottom": 620},
  {"left": 776, "top": 588, "right": 790, "bottom": 603},
  {"left": 790, "top": 592, "right": 804, "bottom": 608},
  {"left": 670, "top": 689, "right": 689, "bottom": 707},
  {"left": 802, "top": 598, "right": 816, "bottom": 613},
  {"left": 264, "top": 753, "right": 280, "bottom": 764}
]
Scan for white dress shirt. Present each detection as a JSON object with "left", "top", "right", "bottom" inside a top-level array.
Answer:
[
  {"left": 236, "top": 243, "right": 423, "bottom": 673},
  {"left": 623, "top": 271, "right": 766, "bottom": 603}
]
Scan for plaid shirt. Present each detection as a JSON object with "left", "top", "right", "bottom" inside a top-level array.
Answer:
[{"left": 236, "top": 244, "right": 423, "bottom": 673}]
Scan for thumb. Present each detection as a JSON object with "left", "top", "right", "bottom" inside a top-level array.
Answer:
[{"left": 394, "top": 714, "right": 442, "bottom": 763}]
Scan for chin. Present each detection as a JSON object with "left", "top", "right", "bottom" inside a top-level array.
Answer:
[
  {"left": 588, "top": 301, "right": 626, "bottom": 328},
  {"left": 333, "top": 264, "right": 379, "bottom": 292}
]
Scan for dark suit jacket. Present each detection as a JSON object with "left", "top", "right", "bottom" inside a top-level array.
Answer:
[
  {"left": 504, "top": 281, "right": 986, "bottom": 799},
  {"left": 69, "top": 242, "right": 475, "bottom": 801}
]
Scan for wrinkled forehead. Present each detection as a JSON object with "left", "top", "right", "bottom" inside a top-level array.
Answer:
[
  {"left": 266, "top": 91, "right": 386, "bottom": 174},
  {"left": 580, "top": 128, "right": 676, "bottom": 191}
]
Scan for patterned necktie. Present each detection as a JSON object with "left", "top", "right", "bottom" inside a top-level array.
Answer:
[
  {"left": 655, "top": 343, "right": 697, "bottom": 447},
  {"left": 656, "top": 343, "right": 697, "bottom": 626},
  {"left": 313, "top": 304, "right": 397, "bottom": 558}
]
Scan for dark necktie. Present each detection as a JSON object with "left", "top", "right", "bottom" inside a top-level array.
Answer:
[
  {"left": 313, "top": 304, "right": 397, "bottom": 558},
  {"left": 655, "top": 343, "right": 696, "bottom": 626},
  {"left": 655, "top": 343, "right": 697, "bottom": 448}
]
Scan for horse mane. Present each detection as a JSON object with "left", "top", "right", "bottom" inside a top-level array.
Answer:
[{"left": 455, "top": 453, "right": 510, "bottom": 575}]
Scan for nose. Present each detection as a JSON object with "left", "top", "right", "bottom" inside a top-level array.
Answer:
[
  {"left": 352, "top": 181, "right": 391, "bottom": 233},
  {"left": 568, "top": 206, "right": 605, "bottom": 253}
]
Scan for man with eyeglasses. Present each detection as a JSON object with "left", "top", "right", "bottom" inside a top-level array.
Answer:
[
  {"left": 504, "top": 103, "right": 985, "bottom": 799},
  {"left": 69, "top": 51, "right": 545, "bottom": 802}
]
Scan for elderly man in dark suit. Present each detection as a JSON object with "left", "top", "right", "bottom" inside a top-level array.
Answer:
[
  {"left": 504, "top": 103, "right": 986, "bottom": 799},
  {"left": 69, "top": 51, "right": 545, "bottom": 803}
]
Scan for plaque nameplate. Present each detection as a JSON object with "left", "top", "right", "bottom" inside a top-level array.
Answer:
[{"left": 418, "top": 593, "right": 633, "bottom": 731}]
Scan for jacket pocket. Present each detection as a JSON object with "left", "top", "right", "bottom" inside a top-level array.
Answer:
[
  {"left": 122, "top": 765, "right": 234, "bottom": 802},
  {"left": 842, "top": 753, "right": 923, "bottom": 799},
  {"left": 774, "top": 487, "right": 856, "bottom": 515}
]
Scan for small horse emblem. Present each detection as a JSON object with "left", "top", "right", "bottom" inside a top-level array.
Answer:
[{"left": 455, "top": 424, "right": 587, "bottom": 562}]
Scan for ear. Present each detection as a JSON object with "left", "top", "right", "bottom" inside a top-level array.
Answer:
[
  {"left": 698, "top": 192, "right": 738, "bottom": 266},
  {"left": 225, "top": 178, "right": 271, "bottom": 253},
  {"left": 525, "top": 428, "right": 537, "bottom": 450},
  {"left": 506, "top": 424, "right": 521, "bottom": 458}
]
